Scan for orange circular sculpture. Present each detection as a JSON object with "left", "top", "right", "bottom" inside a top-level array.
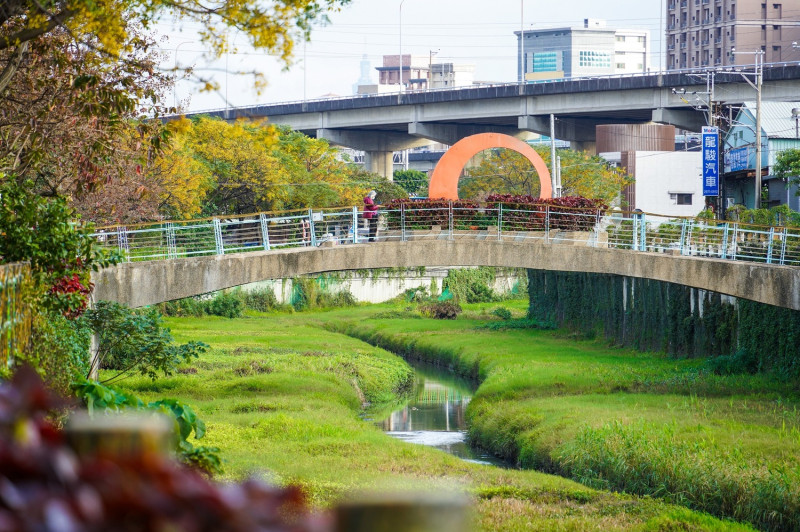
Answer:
[{"left": 427, "top": 133, "right": 553, "bottom": 200}]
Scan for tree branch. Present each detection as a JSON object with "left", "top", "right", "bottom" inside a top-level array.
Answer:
[{"left": 0, "top": 8, "right": 77, "bottom": 51}]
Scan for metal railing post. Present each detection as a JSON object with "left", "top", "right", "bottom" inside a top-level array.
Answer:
[
  {"left": 308, "top": 209, "right": 317, "bottom": 247},
  {"left": 639, "top": 213, "right": 647, "bottom": 251},
  {"left": 117, "top": 226, "right": 130, "bottom": 262},
  {"left": 780, "top": 227, "right": 788, "bottom": 265},
  {"left": 166, "top": 222, "right": 177, "bottom": 259},
  {"left": 401, "top": 204, "right": 407, "bottom": 242},
  {"left": 679, "top": 219, "right": 688, "bottom": 255},
  {"left": 448, "top": 201, "right": 454, "bottom": 240},
  {"left": 497, "top": 203, "right": 503, "bottom": 241},
  {"left": 259, "top": 213, "right": 271, "bottom": 251},
  {"left": 632, "top": 214, "right": 639, "bottom": 251},
  {"left": 731, "top": 223, "right": 738, "bottom": 260},
  {"left": 545, "top": 204, "right": 550, "bottom": 243},
  {"left": 766, "top": 227, "right": 775, "bottom": 264},
  {"left": 721, "top": 222, "right": 729, "bottom": 259},
  {"left": 352, "top": 207, "right": 359, "bottom": 244},
  {"left": 213, "top": 218, "right": 224, "bottom": 255}
]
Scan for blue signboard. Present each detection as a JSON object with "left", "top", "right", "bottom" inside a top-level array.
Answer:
[
  {"left": 727, "top": 147, "right": 749, "bottom": 172},
  {"left": 702, "top": 126, "right": 719, "bottom": 196}
]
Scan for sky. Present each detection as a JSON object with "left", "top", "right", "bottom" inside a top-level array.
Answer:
[{"left": 157, "top": 0, "right": 665, "bottom": 112}]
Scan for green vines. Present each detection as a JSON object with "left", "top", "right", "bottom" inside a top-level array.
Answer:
[{"left": 527, "top": 269, "right": 800, "bottom": 377}]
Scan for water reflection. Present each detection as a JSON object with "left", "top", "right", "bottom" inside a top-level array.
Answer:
[{"left": 377, "top": 363, "right": 507, "bottom": 467}]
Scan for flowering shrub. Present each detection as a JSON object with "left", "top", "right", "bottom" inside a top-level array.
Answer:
[{"left": 384, "top": 196, "right": 607, "bottom": 233}]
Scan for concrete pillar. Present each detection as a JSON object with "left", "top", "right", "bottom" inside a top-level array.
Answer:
[
  {"left": 570, "top": 141, "right": 597, "bottom": 154},
  {"left": 364, "top": 151, "right": 394, "bottom": 179}
]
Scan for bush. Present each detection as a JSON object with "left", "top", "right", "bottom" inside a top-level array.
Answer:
[
  {"left": 291, "top": 277, "right": 356, "bottom": 311},
  {"left": 443, "top": 267, "right": 497, "bottom": 303},
  {"left": 705, "top": 348, "right": 761, "bottom": 376},
  {"left": 206, "top": 291, "right": 244, "bottom": 318},
  {"left": 420, "top": 301, "right": 462, "bottom": 320},
  {"left": 84, "top": 302, "right": 207, "bottom": 383},
  {"left": 241, "top": 287, "right": 280, "bottom": 312},
  {"left": 491, "top": 307, "right": 512, "bottom": 321},
  {"left": 21, "top": 310, "right": 92, "bottom": 397}
]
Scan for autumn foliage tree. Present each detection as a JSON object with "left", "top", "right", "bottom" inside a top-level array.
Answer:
[
  {"left": 460, "top": 146, "right": 632, "bottom": 205},
  {"left": 151, "top": 117, "right": 384, "bottom": 217}
]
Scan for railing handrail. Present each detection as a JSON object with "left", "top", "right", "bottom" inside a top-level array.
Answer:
[{"left": 90, "top": 203, "right": 800, "bottom": 269}]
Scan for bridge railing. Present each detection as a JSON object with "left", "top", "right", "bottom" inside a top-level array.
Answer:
[{"left": 90, "top": 205, "right": 800, "bottom": 268}]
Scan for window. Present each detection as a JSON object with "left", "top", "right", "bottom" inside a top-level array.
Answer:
[
  {"left": 670, "top": 193, "right": 693, "bottom": 205},
  {"left": 616, "top": 62, "right": 626, "bottom": 69},
  {"left": 533, "top": 51, "right": 561, "bottom": 72},
  {"left": 616, "top": 35, "right": 625, "bottom": 42},
  {"left": 578, "top": 50, "right": 612, "bottom": 68}
]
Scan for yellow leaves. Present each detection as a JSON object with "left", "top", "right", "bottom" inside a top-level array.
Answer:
[{"left": 153, "top": 118, "right": 377, "bottom": 214}]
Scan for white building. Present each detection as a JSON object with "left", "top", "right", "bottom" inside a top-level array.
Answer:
[
  {"left": 601, "top": 151, "right": 704, "bottom": 217},
  {"left": 516, "top": 19, "right": 650, "bottom": 82}
]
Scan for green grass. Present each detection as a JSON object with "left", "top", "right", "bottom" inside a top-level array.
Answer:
[
  {"left": 319, "top": 301, "right": 800, "bottom": 531},
  {"left": 111, "top": 310, "right": 749, "bottom": 531}
]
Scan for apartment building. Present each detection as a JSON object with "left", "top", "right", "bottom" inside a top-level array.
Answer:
[{"left": 666, "top": 0, "right": 800, "bottom": 70}]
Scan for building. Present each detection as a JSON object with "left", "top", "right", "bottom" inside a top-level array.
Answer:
[
  {"left": 359, "top": 55, "right": 475, "bottom": 94},
  {"left": 723, "top": 101, "right": 800, "bottom": 210},
  {"left": 597, "top": 124, "right": 705, "bottom": 216},
  {"left": 515, "top": 19, "right": 650, "bottom": 82},
  {"left": 666, "top": 0, "right": 800, "bottom": 70},
  {"left": 375, "top": 55, "right": 431, "bottom": 90},
  {"left": 429, "top": 63, "right": 475, "bottom": 89}
]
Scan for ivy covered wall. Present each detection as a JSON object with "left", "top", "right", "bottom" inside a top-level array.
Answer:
[{"left": 527, "top": 269, "right": 800, "bottom": 375}]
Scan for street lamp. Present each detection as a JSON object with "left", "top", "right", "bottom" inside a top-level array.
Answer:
[
  {"left": 172, "top": 41, "right": 193, "bottom": 111},
  {"left": 399, "top": 0, "right": 406, "bottom": 94},
  {"left": 428, "top": 49, "right": 439, "bottom": 88},
  {"left": 731, "top": 47, "right": 765, "bottom": 209}
]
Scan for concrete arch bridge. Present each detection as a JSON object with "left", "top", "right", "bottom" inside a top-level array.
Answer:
[{"left": 91, "top": 204, "right": 800, "bottom": 311}]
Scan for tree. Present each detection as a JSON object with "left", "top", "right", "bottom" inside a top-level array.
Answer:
[
  {"left": 0, "top": 0, "right": 351, "bottom": 93},
  {"left": 459, "top": 146, "right": 632, "bottom": 205},
  {"left": 0, "top": 28, "right": 170, "bottom": 197},
  {"left": 152, "top": 117, "right": 385, "bottom": 216},
  {"left": 393, "top": 169, "right": 428, "bottom": 196},
  {"left": 774, "top": 148, "right": 800, "bottom": 188}
]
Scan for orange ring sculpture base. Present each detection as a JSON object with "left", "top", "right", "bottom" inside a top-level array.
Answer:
[{"left": 427, "top": 133, "right": 552, "bottom": 200}]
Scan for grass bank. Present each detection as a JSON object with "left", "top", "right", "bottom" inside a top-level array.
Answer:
[
  {"left": 113, "top": 310, "right": 747, "bottom": 531},
  {"left": 322, "top": 302, "right": 800, "bottom": 531}
]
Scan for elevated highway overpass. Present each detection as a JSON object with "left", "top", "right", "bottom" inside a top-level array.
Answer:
[{"left": 186, "top": 64, "right": 800, "bottom": 177}]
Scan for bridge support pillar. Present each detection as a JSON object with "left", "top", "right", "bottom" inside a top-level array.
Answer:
[
  {"left": 364, "top": 151, "right": 395, "bottom": 179},
  {"left": 570, "top": 140, "right": 597, "bottom": 154},
  {"left": 316, "top": 128, "right": 433, "bottom": 179}
]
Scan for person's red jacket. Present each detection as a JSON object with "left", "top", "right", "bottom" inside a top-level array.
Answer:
[{"left": 363, "top": 196, "right": 378, "bottom": 219}]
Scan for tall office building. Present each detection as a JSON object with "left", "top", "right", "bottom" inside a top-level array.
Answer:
[
  {"left": 515, "top": 19, "right": 650, "bottom": 82},
  {"left": 666, "top": 0, "right": 800, "bottom": 70}
]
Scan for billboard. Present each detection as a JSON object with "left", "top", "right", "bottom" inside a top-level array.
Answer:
[
  {"left": 727, "top": 147, "right": 749, "bottom": 172},
  {"left": 702, "top": 126, "right": 719, "bottom": 196}
]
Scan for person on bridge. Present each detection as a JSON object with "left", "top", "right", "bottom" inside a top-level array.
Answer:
[{"left": 363, "top": 190, "right": 379, "bottom": 242}]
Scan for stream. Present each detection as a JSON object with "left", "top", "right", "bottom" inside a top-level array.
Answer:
[{"left": 374, "top": 361, "right": 508, "bottom": 467}]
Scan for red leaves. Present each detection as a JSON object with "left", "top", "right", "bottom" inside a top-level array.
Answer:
[
  {"left": 48, "top": 274, "right": 92, "bottom": 318},
  {"left": 0, "top": 366, "right": 321, "bottom": 532}
]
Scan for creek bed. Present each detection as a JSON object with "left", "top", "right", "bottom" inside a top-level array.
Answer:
[{"left": 374, "top": 361, "right": 508, "bottom": 468}]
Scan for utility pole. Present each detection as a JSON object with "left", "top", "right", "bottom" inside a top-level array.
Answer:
[
  {"left": 550, "top": 113, "right": 558, "bottom": 197},
  {"left": 731, "top": 48, "right": 765, "bottom": 209}
]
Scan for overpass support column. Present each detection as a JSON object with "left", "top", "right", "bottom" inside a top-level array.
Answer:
[{"left": 364, "top": 151, "right": 395, "bottom": 179}]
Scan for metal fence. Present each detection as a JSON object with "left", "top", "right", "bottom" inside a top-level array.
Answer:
[
  {"left": 0, "top": 262, "right": 32, "bottom": 370},
  {"left": 90, "top": 205, "right": 800, "bottom": 268}
]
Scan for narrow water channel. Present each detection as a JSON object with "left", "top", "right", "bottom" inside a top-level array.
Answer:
[{"left": 375, "top": 361, "right": 508, "bottom": 467}]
